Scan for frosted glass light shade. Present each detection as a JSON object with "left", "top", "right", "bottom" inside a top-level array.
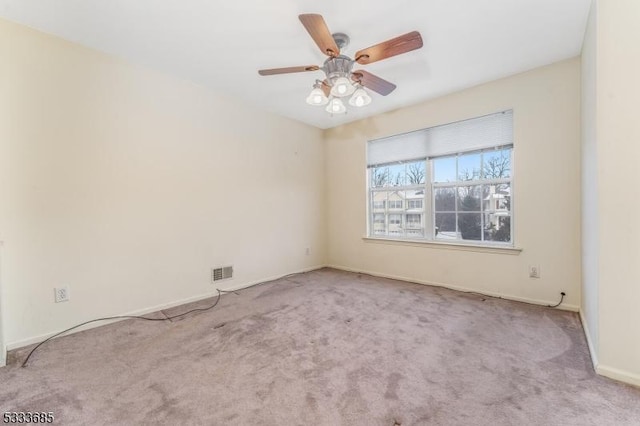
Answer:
[
  {"left": 330, "top": 76, "right": 356, "bottom": 97},
  {"left": 325, "top": 98, "right": 347, "bottom": 114},
  {"left": 349, "top": 88, "right": 372, "bottom": 107},
  {"left": 306, "top": 87, "right": 328, "bottom": 106}
]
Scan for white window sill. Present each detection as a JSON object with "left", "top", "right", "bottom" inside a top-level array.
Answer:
[{"left": 363, "top": 236, "right": 523, "bottom": 255}]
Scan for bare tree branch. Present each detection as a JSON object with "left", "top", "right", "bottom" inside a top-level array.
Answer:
[
  {"left": 407, "top": 163, "right": 425, "bottom": 184},
  {"left": 483, "top": 155, "right": 510, "bottom": 179}
]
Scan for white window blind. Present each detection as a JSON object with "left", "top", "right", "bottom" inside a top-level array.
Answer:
[{"left": 367, "top": 110, "right": 513, "bottom": 166}]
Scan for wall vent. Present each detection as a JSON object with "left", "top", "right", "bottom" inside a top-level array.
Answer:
[{"left": 212, "top": 266, "right": 233, "bottom": 282}]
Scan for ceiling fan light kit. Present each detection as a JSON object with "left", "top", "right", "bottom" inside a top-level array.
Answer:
[
  {"left": 326, "top": 98, "right": 347, "bottom": 114},
  {"left": 306, "top": 82, "right": 329, "bottom": 106},
  {"left": 348, "top": 86, "right": 372, "bottom": 107},
  {"left": 259, "top": 14, "right": 423, "bottom": 116},
  {"left": 330, "top": 76, "right": 356, "bottom": 98}
]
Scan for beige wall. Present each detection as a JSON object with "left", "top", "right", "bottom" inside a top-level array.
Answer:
[
  {"left": 325, "top": 58, "right": 582, "bottom": 309},
  {"left": 0, "top": 19, "right": 326, "bottom": 348},
  {"left": 0, "top": 243, "right": 4, "bottom": 366},
  {"left": 580, "top": 0, "right": 599, "bottom": 367},
  {"left": 591, "top": 0, "right": 640, "bottom": 385}
]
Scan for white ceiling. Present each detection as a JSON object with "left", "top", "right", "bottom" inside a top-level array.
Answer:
[{"left": 0, "top": 0, "right": 591, "bottom": 129}]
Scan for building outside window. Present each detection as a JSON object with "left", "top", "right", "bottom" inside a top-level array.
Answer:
[
  {"left": 367, "top": 111, "right": 513, "bottom": 246},
  {"left": 372, "top": 213, "right": 386, "bottom": 235},
  {"left": 389, "top": 214, "right": 402, "bottom": 225},
  {"left": 372, "top": 200, "right": 386, "bottom": 210},
  {"left": 407, "top": 199, "right": 423, "bottom": 210},
  {"left": 388, "top": 214, "right": 403, "bottom": 235}
]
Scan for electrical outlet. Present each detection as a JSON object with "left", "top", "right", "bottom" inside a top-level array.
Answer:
[
  {"left": 54, "top": 286, "right": 70, "bottom": 303},
  {"left": 305, "top": 247, "right": 310, "bottom": 256},
  {"left": 529, "top": 265, "right": 540, "bottom": 279}
]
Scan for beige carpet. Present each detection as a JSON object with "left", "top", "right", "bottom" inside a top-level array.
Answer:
[{"left": 1, "top": 268, "right": 638, "bottom": 425}]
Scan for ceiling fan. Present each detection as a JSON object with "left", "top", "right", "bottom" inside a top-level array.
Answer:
[{"left": 258, "top": 14, "right": 423, "bottom": 115}]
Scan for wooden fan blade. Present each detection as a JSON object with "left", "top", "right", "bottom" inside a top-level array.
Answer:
[
  {"left": 299, "top": 14, "right": 340, "bottom": 57},
  {"left": 355, "top": 31, "right": 423, "bottom": 65},
  {"left": 258, "top": 65, "right": 320, "bottom": 76},
  {"left": 352, "top": 70, "right": 397, "bottom": 96}
]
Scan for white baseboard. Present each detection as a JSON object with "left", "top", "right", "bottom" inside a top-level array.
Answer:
[
  {"left": 0, "top": 343, "right": 5, "bottom": 367},
  {"left": 579, "top": 310, "right": 599, "bottom": 370},
  {"left": 327, "top": 264, "right": 580, "bottom": 312},
  {"left": 597, "top": 365, "right": 640, "bottom": 388},
  {"left": 6, "top": 264, "right": 327, "bottom": 351},
  {"left": 578, "top": 310, "right": 640, "bottom": 388}
]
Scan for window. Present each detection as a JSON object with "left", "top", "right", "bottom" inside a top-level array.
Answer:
[
  {"left": 368, "top": 161, "right": 426, "bottom": 238},
  {"left": 372, "top": 213, "right": 386, "bottom": 235},
  {"left": 406, "top": 214, "right": 421, "bottom": 227},
  {"left": 373, "top": 214, "right": 385, "bottom": 224},
  {"left": 367, "top": 111, "right": 513, "bottom": 246},
  {"left": 433, "top": 150, "right": 511, "bottom": 243},
  {"left": 389, "top": 214, "right": 402, "bottom": 225},
  {"left": 388, "top": 214, "right": 403, "bottom": 235},
  {"left": 407, "top": 199, "right": 423, "bottom": 210}
]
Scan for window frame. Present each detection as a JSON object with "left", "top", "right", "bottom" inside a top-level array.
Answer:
[{"left": 367, "top": 146, "right": 514, "bottom": 247}]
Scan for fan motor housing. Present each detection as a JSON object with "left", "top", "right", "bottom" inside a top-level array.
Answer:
[
  {"left": 323, "top": 55, "right": 354, "bottom": 84},
  {"left": 332, "top": 32, "right": 350, "bottom": 50}
]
